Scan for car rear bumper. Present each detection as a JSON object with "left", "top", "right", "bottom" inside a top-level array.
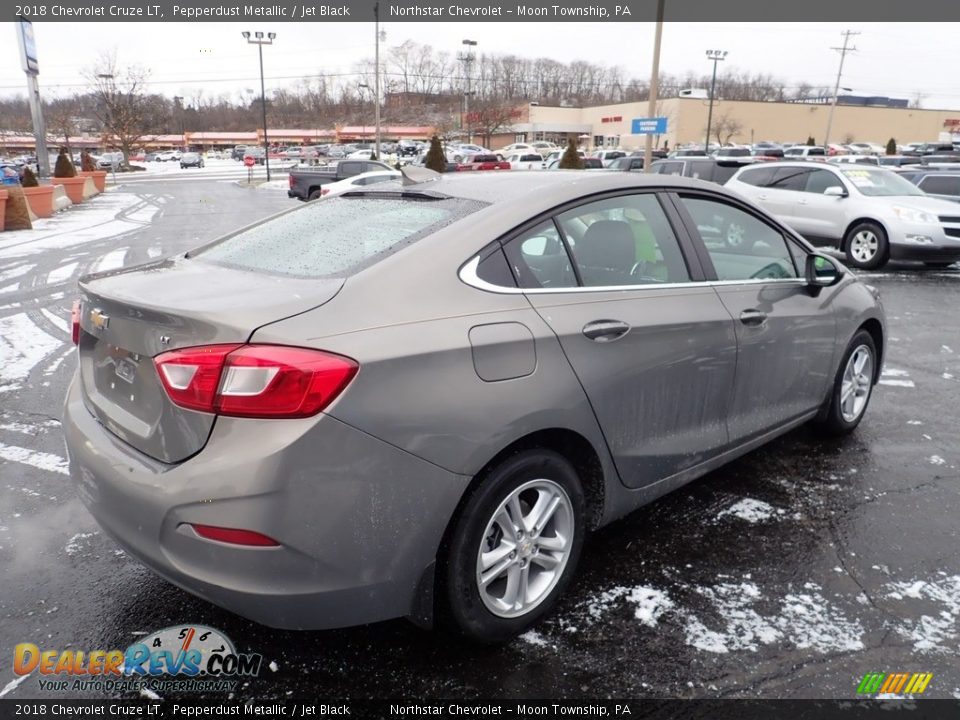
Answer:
[{"left": 63, "top": 375, "right": 470, "bottom": 630}]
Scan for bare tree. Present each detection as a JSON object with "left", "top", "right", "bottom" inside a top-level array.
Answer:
[
  {"left": 46, "top": 94, "right": 83, "bottom": 152},
  {"left": 710, "top": 111, "right": 744, "bottom": 145},
  {"left": 86, "top": 53, "right": 160, "bottom": 167}
]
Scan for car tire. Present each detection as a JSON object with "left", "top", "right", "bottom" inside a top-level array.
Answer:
[
  {"left": 443, "top": 449, "right": 585, "bottom": 643},
  {"left": 813, "top": 329, "right": 877, "bottom": 437},
  {"left": 307, "top": 189, "right": 323, "bottom": 201},
  {"left": 843, "top": 221, "right": 888, "bottom": 270}
]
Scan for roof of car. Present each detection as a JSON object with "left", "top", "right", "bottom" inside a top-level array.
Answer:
[{"left": 357, "top": 169, "right": 733, "bottom": 207}]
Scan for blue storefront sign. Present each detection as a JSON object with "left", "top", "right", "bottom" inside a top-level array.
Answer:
[{"left": 631, "top": 117, "right": 668, "bottom": 135}]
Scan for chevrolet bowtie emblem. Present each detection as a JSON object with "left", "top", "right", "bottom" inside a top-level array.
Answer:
[{"left": 89, "top": 308, "right": 110, "bottom": 332}]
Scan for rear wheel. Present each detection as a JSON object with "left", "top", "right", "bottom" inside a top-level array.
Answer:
[
  {"left": 844, "top": 221, "right": 888, "bottom": 270},
  {"left": 813, "top": 330, "right": 877, "bottom": 436},
  {"left": 307, "top": 189, "right": 323, "bottom": 201},
  {"left": 444, "top": 449, "right": 585, "bottom": 643}
]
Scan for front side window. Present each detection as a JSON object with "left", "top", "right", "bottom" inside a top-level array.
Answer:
[
  {"left": 679, "top": 196, "right": 799, "bottom": 281},
  {"left": 556, "top": 194, "right": 691, "bottom": 287},
  {"left": 804, "top": 168, "right": 845, "bottom": 194}
]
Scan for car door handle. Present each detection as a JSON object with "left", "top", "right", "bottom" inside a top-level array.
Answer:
[
  {"left": 582, "top": 320, "right": 631, "bottom": 342},
  {"left": 758, "top": 193, "right": 768, "bottom": 200},
  {"left": 739, "top": 309, "right": 768, "bottom": 327}
]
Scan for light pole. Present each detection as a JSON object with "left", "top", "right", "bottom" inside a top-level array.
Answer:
[
  {"left": 824, "top": 30, "right": 859, "bottom": 150},
  {"left": 643, "top": 0, "right": 664, "bottom": 174},
  {"left": 460, "top": 39, "right": 477, "bottom": 144},
  {"left": 242, "top": 30, "right": 276, "bottom": 181},
  {"left": 173, "top": 95, "right": 185, "bottom": 149},
  {"left": 704, "top": 49, "right": 727, "bottom": 153},
  {"left": 359, "top": 83, "right": 370, "bottom": 144},
  {"left": 373, "top": 3, "right": 385, "bottom": 160}
]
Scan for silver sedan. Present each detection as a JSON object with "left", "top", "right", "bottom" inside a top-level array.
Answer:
[{"left": 64, "top": 170, "right": 885, "bottom": 642}]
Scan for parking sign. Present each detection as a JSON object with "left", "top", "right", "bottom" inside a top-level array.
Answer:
[{"left": 631, "top": 117, "right": 668, "bottom": 135}]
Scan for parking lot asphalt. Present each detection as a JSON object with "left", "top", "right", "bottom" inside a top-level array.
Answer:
[{"left": 0, "top": 174, "right": 958, "bottom": 701}]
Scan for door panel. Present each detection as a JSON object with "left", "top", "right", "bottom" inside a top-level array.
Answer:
[
  {"left": 526, "top": 288, "right": 737, "bottom": 487},
  {"left": 792, "top": 168, "right": 848, "bottom": 243},
  {"left": 676, "top": 194, "right": 838, "bottom": 443}
]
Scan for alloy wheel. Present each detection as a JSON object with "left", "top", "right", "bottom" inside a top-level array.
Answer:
[
  {"left": 840, "top": 345, "right": 873, "bottom": 422},
  {"left": 850, "top": 231, "right": 879, "bottom": 263},
  {"left": 475, "top": 479, "right": 574, "bottom": 619}
]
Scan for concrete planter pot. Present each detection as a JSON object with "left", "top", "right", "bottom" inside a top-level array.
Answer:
[
  {"left": 0, "top": 188, "right": 8, "bottom": 231},
  {"left": 21, "top": 184, "right": 56, "bottom": 218},
  {"left": 78, "top": 170, "right": 107, "bottom": 193},
  {"left": 51, "top": 176, "right": 87, "bottom": 204}
]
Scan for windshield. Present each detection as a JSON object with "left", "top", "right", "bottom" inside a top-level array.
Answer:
[
  {"left": 840, "top": 167, "right": 925, "bottom": 197},
  {"left": 192, "top": 196, "right": 481, "bottom": 278}
]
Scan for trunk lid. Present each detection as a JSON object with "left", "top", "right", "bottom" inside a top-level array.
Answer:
[{"left": 77, "top": 256, "right": 343, "bottom": 463}]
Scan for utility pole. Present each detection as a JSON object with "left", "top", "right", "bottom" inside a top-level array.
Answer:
[
  {"left": 704, "top": 49, "right": 727, "bottom": 153},
  {"left": 460, "top": 39, "right": 477, "bottom": 144},
  {"left": 374, "top": 2, "right": 382, "bottom": 160},
  {"left": 643, "top": 0, "right": 665, "bottom": 174},
  {"left": 824, "top": 30, "right": 859, "bottom": 150}
]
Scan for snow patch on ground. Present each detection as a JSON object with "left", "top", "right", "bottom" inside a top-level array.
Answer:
[
  {"left": 0, "top": 313, "right": 63, "bottom": 383},
  {"left": 879, "top": 368, "right": 914, "bottom": 388},
  {"left": 716, "top": 498, "right": 786, "bottom": 524},
  {"left": 884, "top": 575, "right": 960, "bottom": 652},
  {"left": 929, "top": 455, "right": 946, "bottom": 466},
  {"left": 519, "top": 630, "right": 551, "bottom": 647},
  {"left": 0, "top": 442, "right": 69, "bottom": 475},
  {"left": 95, "top": 248, "right": 128, "bottom": 273},
  {"left": 47, "top": 262, "right": 78, "bottom": 285},
  {"left": 0, "top": 673, "right": 31, "bottom": 698},
  {"left": 65, "top": 532, "right": 98, "bottom": 556}
]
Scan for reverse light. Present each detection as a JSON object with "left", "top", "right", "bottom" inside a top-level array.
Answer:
[
  {"left": 71, "top": 299, "right": 82, "bottom": 344},
  {"left": 892, "top": 206, "right": 938, "bottom": 224},
  {"left": 154, "top": 344, "right": 358, "bottom": 418},
  {"left": 189, "top": 524, "right": 280, "bottom": 547}
]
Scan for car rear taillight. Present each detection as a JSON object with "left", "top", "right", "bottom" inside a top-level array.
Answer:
[
  {"left": 71, "top": 299, "right": 82, "bottom": 344},
  {"left": 320, "top": 188, "right": 330, "bottom": 196},
  {"left": 154, "top": 344, "right": 358, "bottom": 419},
  {"left": 189, "top": 524, "right": 280, "bottom": 547},
  {"left": 288, "top": 173, "right": 294, "bottom": 189}
]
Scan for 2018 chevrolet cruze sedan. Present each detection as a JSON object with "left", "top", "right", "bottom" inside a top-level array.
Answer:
[
  {"left": 64, "top": 170, "right": 885, "bottom": 642},
  {"left": 726, "top": 161, "right": 960, "bottom": 270}
]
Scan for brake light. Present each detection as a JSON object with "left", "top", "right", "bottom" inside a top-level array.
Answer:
[
  {"left": 71, "top": 299, "right": 82, "bottom": 344},
  {"left": 154, "top": 344, "right": 358, "bottom": 418},
  {"left": 189, "top": 524, "right": 280, "bottom": 547},
  {"left": 288, "top": 173, "right": 293, "bottom": 189},
  {"left": 320, "top": 187, "right": 330, "bottom": 196}
]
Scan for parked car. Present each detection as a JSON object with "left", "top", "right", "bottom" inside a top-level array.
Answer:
[
  {"left": 448, "top": 144, "right": 490, "bottom": 163},
  {"left": 287, "top": 159, "right": 394, "bottom": 200},
  {"left": 231, "top": 146, "right": 248, "bottom": 161},
  {"left": 545, "top": 157, "right": 604, "bottom": 170},
  {"left": 505, "top": 153, "right": 545, "bottom": 170},
  {"left": 847, "top": 142, "right": 885, "bottom": 156},
  {"left": 143, "top": 152, "right": 158, "bottom": 162},
  {"left": 457, "top": 154, "right": 511, "bottom": 171},
  {"left": 590, "top": 150, "right": 627, "bottom": 164},
  {"left": 726, "top": 161, "right": 960, "bottom": 269},
  {"left": 669, "top": 148, "right": 708, "bottom": 158},
  {"left": 828, "top": 155, "right": 880, "bottom": 166},
  {"left": 495, "top": 143, "right": 535, "bottom": 159},
  {"left": 900, "top": 170, "right": 960, "bottom": 203},
  {"left": 180, "top": 152, "right": 205, "bottom": 169},
  {"left": 783, "top": 145, "right": 827, "bottom": 159},
  {"left": 308, "top": 170, "right": 402, "bottom": 199},
  {"left": 877, "top": 155, "right": 923, "bottom": 169},
  {"left": 610, "top": 156, "right": 645, "bottom": 171},
  {"left": 347, "top": 149, "right": 375, "bottom": 160},
  {"left": 541, "top": 149, "right": 584, "bottom": 167},
  {"left": 530, "top": 141, "right": 559, "bottom": 157},
  {"left": 650, "top": 157, "right": 764, "bottom": 184},
  {"left": 64, "top": 169, "right": 885, "bottom": 642},
  {"left": 714, "top": 146, "right": 752, "bottom": 158},
  {"left": 97, "top": 152, "right": 124, "bottom": 169},
  {"left": 751, "top": 142, "right": 784, "bottom": 158},
  {"left": 156, "top": 151, "right": 181, "bottom": 162}
]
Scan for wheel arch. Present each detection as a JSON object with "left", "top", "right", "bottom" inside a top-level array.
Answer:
[
  {"left": 841, "top": 217, "right": 889, "bottom": 252},
  {"left": 411, "top": 428, "right": 607, "bottom": 630},
  {"left": 857, "top": 317, "right": 885, "bottom": 383}
]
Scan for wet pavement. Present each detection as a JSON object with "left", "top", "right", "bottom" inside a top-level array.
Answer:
[{"left": 0, "top": 176, "right": 958, "bottom": 700}]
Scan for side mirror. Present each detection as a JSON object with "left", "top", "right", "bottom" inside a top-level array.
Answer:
[
  {"left": 806, "top": 253, "right": 844, "bottom": 287},
  {"left": 823, "top": 186, "right": 848, "bottom": 197}
]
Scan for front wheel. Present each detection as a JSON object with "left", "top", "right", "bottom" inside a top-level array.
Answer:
[
  {"left": 444, "top": 449, "right": 585, "bottom": 643},
  {"left": 844, "top": 221, "right": 888, "bottom": 270},
  {"left": 813, "top": 330, "right": 877, "bottom": 436}
]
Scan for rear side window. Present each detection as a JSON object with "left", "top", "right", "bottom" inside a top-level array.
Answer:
[
  {"left": 503, "top": 221, "right": 577, "bottom": 289},
  {"left": 194, "top": 197, "right": 479, "bottom": 278},
  {"left": 652, "top": 161, "right": 683, "bottom": 175},
  {"left": 919, "top": 176, "right": 960, "bottom": 196},
  {"left": 769, "top": 167, "right": 812, "bottom": 191},
  {"left": 737, "top": 166, "right": 777, "bottom": 187}
]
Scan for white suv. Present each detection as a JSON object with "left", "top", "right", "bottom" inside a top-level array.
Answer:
[{"left": 726, "top": 161, "right": 960, "bottom": 269}]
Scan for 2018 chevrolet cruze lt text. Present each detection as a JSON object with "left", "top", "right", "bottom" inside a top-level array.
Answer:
[{"left": 64, "top": 171, "right": 885, "bottom": 642}]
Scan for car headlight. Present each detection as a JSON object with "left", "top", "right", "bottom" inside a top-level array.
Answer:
[{"left": 891, "top": 206, "right": 938, "bottom": 224}]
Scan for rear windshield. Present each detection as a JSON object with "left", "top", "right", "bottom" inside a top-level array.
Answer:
[{"left": 192, "top": 196, "right": 481, "bottom": 278}]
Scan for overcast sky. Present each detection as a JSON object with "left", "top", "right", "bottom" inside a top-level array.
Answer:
[{"left": 3, "top": 22, "right": 959, "bottom": 110}]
